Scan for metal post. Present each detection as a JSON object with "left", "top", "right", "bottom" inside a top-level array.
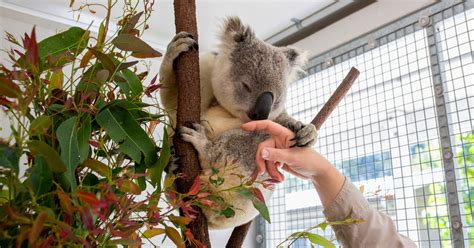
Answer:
[{"left": 425, "top": 17, "right": 464, "bottom": 247}]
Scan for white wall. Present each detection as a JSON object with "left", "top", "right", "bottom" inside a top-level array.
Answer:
[{"left": 293, "top": 0, "right": 436, "bottom": 58}]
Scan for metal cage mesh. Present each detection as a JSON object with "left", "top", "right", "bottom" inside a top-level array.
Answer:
[{"left": 259, "top": 1, "right": 474, "bottom": 247}]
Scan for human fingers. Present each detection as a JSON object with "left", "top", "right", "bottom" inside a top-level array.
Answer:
[
  {"left": 265, "top": 160, "right": 284, "bottom": 182},
  {"left": 241, "top": 120, "right": 294, "bottom": 138},
  {"left": 261, "top": 147, "right": 294, "bottom": 165},
  {"left": 256, "top": 139, "right": 276, "bottom": 175}
]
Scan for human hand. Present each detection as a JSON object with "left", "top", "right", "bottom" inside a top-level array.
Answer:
[{"left": 241, "top": 120, "right": 330, "bottom": 181}]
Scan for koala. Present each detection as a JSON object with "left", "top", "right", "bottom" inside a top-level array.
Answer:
[{"left": 159, "top": 17, "right": 317, "bottom": 229}]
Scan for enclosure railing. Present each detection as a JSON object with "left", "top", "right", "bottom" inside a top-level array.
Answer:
[{"left": 258, "top": 1, "right": 474, "bottom": 247}]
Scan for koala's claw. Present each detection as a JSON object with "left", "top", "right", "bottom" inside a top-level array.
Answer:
[
  {"left": 179, "top": 123, "right": 209, "bottom": 154},
  {"left": 171, "top": 31, "right": 193, "bottom": 42},
  {"left": 165, "top": 32, "right": 198, "bottom": 61},
  {"left": 290, "top": 123, "right": 317, "bottom": 148}
]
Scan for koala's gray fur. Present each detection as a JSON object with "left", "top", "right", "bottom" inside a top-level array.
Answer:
[{"left": 159, "top": 17, "right": 317, "bottom": 229}]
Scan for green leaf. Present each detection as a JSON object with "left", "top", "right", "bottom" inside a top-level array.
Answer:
[
  {"left": 35, "top": 27, "right": 89, "bottom": 71},
  {"left": 165, "top": 226, "right": 185, "bottom": 248},
  {"left": 209, "top": 176, "right": 225, "bottom": 186},
  {"left": 96, "top": 21, "right": 106, "bottom": 48},
  {"left": 31, "top": 156, "right": 53, "bottom": 196},
  {"left": 112, "top": 34, "right": 162, "bottom": 58},
  {"left": 236, "top": 187, "right": 271, "bottom": 223},
  {"left": 56, "top": 117, "right": 80, "bottom": 191},
  {"left": 252, "top": 199, "right": 271, "bottom": 223},
  {"left": 96, "top": 106, "right": 157, "bottom": 164},
  {"left": 107, "top": 238, "right": 141, "bottom": 246},
  {"left": 77, "top": 116, "right": 91, "bottom": 164},
  {"left": 28, "top": 140, "right": 67, "bottom": 173},
  {"left": 307, "top": 233, "right": 335, "bottom": 248},
  {"left": 83, "top": 159, "right": 110, "bottom": 178},
  {"left": 142, "top": 228, "right": 165, "bottom": 238},
  {"left": 149, "top": 128, "right": 170, "bottom": 188},
  {"left": 135, "top": 162, "right": 146, "bottom": 191},
  {"left": 88, "top": 48, "right": 116, "bottom": 73},
  {"left": 116, "top": 69, "right": 143, "bottom": 99},
  {"left": 29, "top": 115, "right": 52, "bottom": 136},
  {"left": 0, "top": 144, "right": 20, "bottom": 174},
  {"left": 220, "top": 207, "right": 235, "bottom": 218},
  {"left": 121, "top": 12, "right": 143, "bottom": 34}
]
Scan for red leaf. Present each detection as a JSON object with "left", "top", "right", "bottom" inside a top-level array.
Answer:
[
  {"left": 187, "top": 176, "right": 201, "bottom": 195},
  {"left": 29, "top": 212, "right": 48, "bottom": 246},
  {"left": 145, "top": 83, "right": 162, "bottom": 97},
  {"left": 250, "top": 187, "right": 265, "bottom": 203},
  {"left": 24, "top": 27, "right": 39, "bottom": 69},
  {"left": 57, "top": 189, "right": 74, "bottom": 216},
  {"left": 79, "top": 207, "right": 94, "bottom": 231},
  {"left": 77, "top": 191, "right": 101, "bottom": 206},
  {"left": 198, "top": 199, "right": 215, "bottom": 206},
  {"left": 196, "top": 192, "right": 210, "bottom": 198},
  {"left": 0, "top": 76, "right": 22, "bottom": 98}
]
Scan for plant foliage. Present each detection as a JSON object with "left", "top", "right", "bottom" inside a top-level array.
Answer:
[{"left": 0, "top": 1, "right": 208, "bottom": 247}]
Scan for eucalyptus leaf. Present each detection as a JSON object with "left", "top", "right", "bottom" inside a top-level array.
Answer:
[
  {"left": 56, "top": 117, "right": 80, "bottom": 191},
  {"left": 149, "top": 128, "right": 169, "bottom": 188},
  {"left": 236, "top": 187, "right": 271, "bottom": 223},
  {"left": 28, "top": 140, "right": 67, "bottom": 173},
  {"left": 31, "top": 156, "right": 52, "bottom": 197},
  {"left": 0, "top": 144, "right": 19, "bottom": 174},
  {"left": 220, "top": 207, "right": 235, "bottom": 218},
  {"left": 112, "top": 34, "right": 162, "bottom": 58},
  {"left": 116, "top": 69, "right": 143, "bottom": 99},
  {"left": 29, "top": 115, "right": 52, "bottom": 136},
  {"left": 0, "top": 76, "right": 21, "bottom": 98},
  {"left": 121, "top": 12, "right": 143, "bottom": 34},
  {"left": 23, "top": 27, "right": 90, "bottom": 71},
  {"left": 96, "top": 106, "right": 157, "bottom": 165},
  {"left": 77, "top": 116, "right": 91, "bottom": 164},
  {"left": 307, "top": 233, "right": 335, "bottom": 248},
  {"left": 88, "top": 48, "right": 116, "bottom": 73}
]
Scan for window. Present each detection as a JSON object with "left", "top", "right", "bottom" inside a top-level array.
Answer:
[{"left": 259, "top": 2, "right": 474, "bottom": 247}]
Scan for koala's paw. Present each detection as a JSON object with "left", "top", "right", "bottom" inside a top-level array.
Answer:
[
  {"left": 164, "top": 32, "right": 198, "bottom": 62},
  {"left": 165, "top": 155, "right": 181, "bottom": 174},
  {"left": 179, "top": 123, "right": 209, "bottom": 154},
  {"left": 289, "top": 122, "right": 317, "bottom": 147}
]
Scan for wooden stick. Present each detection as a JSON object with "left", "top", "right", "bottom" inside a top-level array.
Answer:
[
  {"left": 173, "top": 1, "right": 211, "bottom": 247},
  {"left": 226, "top": 67, "right": 359, "bottom": 248},
  {"left": 226, "top": 221, "right": 252, "bottom": 248},
  {"left": 311, "top": 67, "right": 359, "bottom": 129}
]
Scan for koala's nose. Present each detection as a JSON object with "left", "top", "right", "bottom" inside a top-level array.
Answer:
[{"left": 248, "top": 91, "right": 274, "bottom": 120}]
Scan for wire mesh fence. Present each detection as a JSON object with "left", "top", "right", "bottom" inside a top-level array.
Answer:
[{"left": 259, "top": 1, "right": 474, "bottom": 247}]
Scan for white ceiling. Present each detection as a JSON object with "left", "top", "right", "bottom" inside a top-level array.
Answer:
[{"left": 0, "top": 0, "right": 335, "bottom": 53}]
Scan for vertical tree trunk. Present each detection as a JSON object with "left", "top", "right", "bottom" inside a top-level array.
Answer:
[{"left": 173, "top": 0, "right": 211, "bottom": 247}]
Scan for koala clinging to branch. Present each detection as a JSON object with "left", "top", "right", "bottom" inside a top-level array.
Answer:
[{"left": 159, "top": 17, "right": 317, "bottom": 229}]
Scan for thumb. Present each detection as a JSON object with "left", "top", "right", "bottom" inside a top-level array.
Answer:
[{"left": 262, "top": 147, "right": 293, "bottom": 164}]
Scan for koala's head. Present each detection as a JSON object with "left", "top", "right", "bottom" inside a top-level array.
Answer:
[{"left": 211, "top": 17, "right": 307, "bottom": 122}]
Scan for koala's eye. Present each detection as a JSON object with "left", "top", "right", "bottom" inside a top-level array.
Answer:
[{"left": 241, "top": 82, "right": 252, "bottom": 93}]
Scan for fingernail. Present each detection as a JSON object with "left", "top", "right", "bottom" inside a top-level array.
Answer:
[{"left": 262, "top": 149, "right": 269, "bottom": 160}]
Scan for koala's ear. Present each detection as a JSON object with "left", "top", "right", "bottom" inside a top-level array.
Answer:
[
  {"left": 282, "top": 47, "right": 308, "bottom": 68},
  {"left": 221, "top": 16, "right": 254, "bottom": 44}
]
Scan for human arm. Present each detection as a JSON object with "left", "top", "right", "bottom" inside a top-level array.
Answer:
[{"left": 241, "top": 120, "right": 417, "bottom": 247}]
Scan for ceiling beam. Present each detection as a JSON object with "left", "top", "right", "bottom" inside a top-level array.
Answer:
[{"left": 266, "top": 0, "right": 376, "bottom": 47}]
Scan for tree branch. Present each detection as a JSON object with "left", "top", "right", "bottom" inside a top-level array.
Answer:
[{"left": 172, "top": 0, "right": 211, "bottom": 247}]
